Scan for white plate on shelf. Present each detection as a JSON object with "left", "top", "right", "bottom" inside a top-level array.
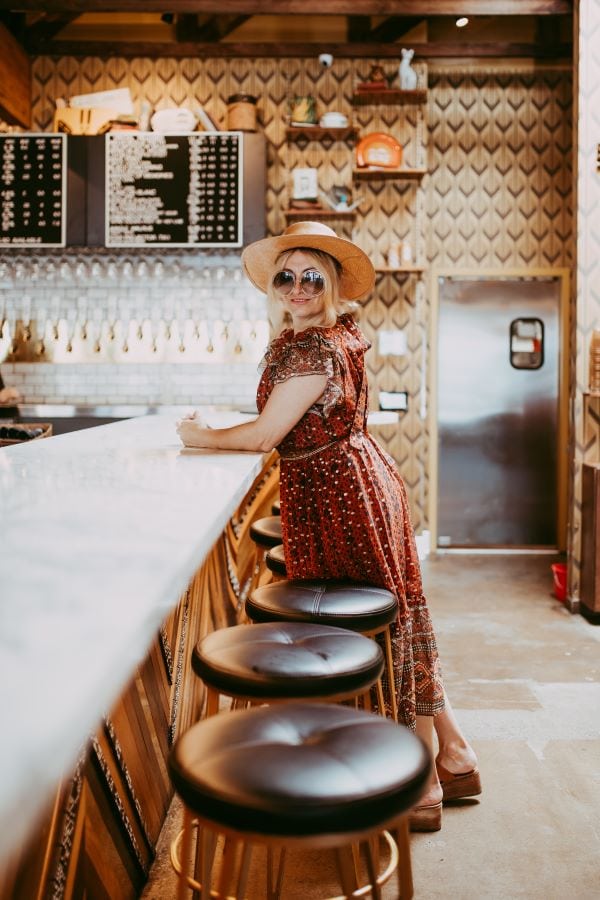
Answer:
[
  {"left": 320, "top": 113, "right": 349, "bottom": 127},
  {"left": 150, "top": 108, "right": 197, "bottom": 133}
]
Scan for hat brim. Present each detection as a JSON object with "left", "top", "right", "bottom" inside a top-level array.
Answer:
[{"left": 242, "top": 231, "right": 375, "bottom": 301}]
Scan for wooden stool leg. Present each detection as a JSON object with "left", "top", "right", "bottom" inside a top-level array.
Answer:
[
  {"left": 394, "top": 816, "right": 414, "bottom": 899},
  {"left": 351, "top": 843, "right": 361, "bottom": 883},
  {"left": 177, "top": 806, "right": 194, "bottom": 900},
  {"left": 236, "top": 843, "right": 253, "bottom": 899},
  {"left": 266, "top": 846, "right": 286, "bottom": 899},
  {"left": 217, "top": 836, "right": 238, "bottom": 899},
  {"left": 363, "top": 837, "right": 382, "bottom": 900},
  {"left": 335, "top": 845, "right": 359, "bottom": 898},
  {"left": 205, "top": 688, "right": 220, "bottom": 717},
  {"left": 383, "top": 627, "right": 399, "bottom": 722},
  {"left": 199, "top": 828, "right": 218, "bottom": 900},
  {"left": 248, "top": 545, "right": 267, "bottom": 596}
]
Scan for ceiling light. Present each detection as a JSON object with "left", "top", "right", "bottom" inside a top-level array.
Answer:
[{"left": 456, "top": 16, "right": 469, "bottom": 27}]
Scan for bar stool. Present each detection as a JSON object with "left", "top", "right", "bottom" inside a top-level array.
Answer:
[
  {"left": 248, "top": 515, "right": 282, "bottom": 592},
  {"left": 265, "top": 543, "right": 286, "bottom": 579},
  {"left": 169, "top": 702, "right": 430, "bottom": 900},
  {"left": 247, "top": 579, "right": 399, "bottom": 721},
  {"left": 192, "top": 621, "right": 385, "bottom": 716}
]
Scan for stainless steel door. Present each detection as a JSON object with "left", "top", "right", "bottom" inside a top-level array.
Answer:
[{"left": 437, "top": 276, "right": 560, "bottom": 547}]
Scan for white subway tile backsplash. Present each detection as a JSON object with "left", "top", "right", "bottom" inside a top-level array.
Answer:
[{"left": 1, "top": 252, "right": 268, "bottom": 409}]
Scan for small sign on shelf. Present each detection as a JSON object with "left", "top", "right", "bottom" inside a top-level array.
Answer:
[{"left": 379, "top": 390, "right": 408, "bottom": 412}]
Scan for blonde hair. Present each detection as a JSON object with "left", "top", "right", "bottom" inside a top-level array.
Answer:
[{"left": 266, "top": 248, "right": 359, "bottom": 334}]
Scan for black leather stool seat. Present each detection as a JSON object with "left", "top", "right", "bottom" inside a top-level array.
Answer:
[
  {"left": 265, "top": 543, "right": 287, "bottom": 577},
  {"left": 247, "top": 580, "right": 397, "bottom": 634},
  {"left": 249, "top": 515, "right": 282, "bottom": 548},
  {"left": 272, "top": 497, "right": 281, "bottom": 515},
  {"left": 169, "top": 702, "right": 429, "bottom": 839},
  {"left": 192, "top": 622, "right": 384, "bottom": 700}
]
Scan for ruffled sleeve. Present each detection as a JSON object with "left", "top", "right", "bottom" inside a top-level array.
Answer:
[{"left": 258, "top": 329, "right": 345, "bottom": 417}]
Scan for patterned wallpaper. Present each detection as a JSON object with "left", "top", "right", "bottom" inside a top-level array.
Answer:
[{"left": 3, "top": 53, "right": 575, "bottom": 539}]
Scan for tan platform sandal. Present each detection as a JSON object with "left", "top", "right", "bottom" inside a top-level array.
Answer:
[
  {"left": 409, "top": 801, "right": 442, "bottom": 832},
  {"left": 436, "top": 760, "right": 482, "bottom": 802}
]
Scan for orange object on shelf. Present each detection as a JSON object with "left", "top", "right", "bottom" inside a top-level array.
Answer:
[{"left": 356, "top": 132, "right": 403, "bottom": 169}]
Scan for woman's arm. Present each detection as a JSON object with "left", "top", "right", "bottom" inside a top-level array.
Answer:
[{"left": 176, "top": 373, "right": 328, "bottom": 452}]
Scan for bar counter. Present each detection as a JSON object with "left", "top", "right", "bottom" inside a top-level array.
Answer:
[{"left": 0, "top": 413, "right": 276, "bottom": 896}]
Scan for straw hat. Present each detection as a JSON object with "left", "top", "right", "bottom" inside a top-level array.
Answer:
[{"left": 241, "top": 221, "right": 375, "bottom": 300}]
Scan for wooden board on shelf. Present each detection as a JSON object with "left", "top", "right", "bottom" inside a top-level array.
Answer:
[
  {"left": 353, "top": 167, "right": 427, "bottom": 181},
  {"left": 352, "top": 89, "right": 427, "bottom": 106},
  {"left": 286, "top": 126, "right": 359, "bottom": 140},
  {"left": 375, "top": 265, "right": 425, "bottom": 274},
  {"left": 284, "top": 208, "right": 357, "bottom": 220}
]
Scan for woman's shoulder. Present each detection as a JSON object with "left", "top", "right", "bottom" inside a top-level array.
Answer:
[
  {"left": 336, "top": 313, "right": 371, "bottom": 351},
  {"left": 264, "top": 315, "right": 369, "bottom": 360}
]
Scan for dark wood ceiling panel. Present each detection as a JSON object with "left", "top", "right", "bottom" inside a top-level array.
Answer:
[
  {"left": 24, "top": 38, "right": 572, "bottom": 58},
  {"left": 174, "top": 13, "right": 249, "bottom": 42},
  {"left": 369, "top": 16, "right": 424, "bottom": 41},
  {"left": 0, "top": 1, "right": 573, "bottom": 15},
  {"left": 347, "top": 16, "right": 371, "bottom": 42},
  {"left": 22, "top": 12, "right": 76, "bottom": 43}
]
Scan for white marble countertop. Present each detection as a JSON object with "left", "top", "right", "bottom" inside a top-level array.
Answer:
[{"left": 0, "top": 413, "right": 266, "bottom": 867}]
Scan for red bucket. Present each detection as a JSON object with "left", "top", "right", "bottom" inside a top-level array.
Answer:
[{"left": 551, "top": 563, "right": 567, "bottom": 602}]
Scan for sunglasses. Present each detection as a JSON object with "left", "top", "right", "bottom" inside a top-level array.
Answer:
[{"left": 271, "top": 269, "right": 326, "bottom": 298}]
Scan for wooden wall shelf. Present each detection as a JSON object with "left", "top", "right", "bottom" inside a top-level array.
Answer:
[
  {"left": 375, "top": 265, "right": 425, "bottom": 275},
  {"left": 352, "top": 89, "right": 427, "bottom": 106},
  {"left": 284, "top": 208, "right": 356, "bottom": 220},
  {"left": 286, "top": 126, "right": 359, "bottom": 140},
  {"left": 353, "top": 167, "right": 427, "bottom": 181}
]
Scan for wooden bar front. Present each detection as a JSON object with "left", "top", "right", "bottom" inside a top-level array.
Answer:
[{"left": 0, "top": 453, "right": 280, "bottom": 900}]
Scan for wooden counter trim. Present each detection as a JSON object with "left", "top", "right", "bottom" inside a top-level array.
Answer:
[{"left": 0, "top": 452, "right": 280, "bottom": 900}]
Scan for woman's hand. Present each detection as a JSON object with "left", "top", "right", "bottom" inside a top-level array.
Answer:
[
  {"left": 175, "top": 410, "right": 211, "bottom": 447},
  {"left": 0, "top": 386, "right": 21, "bottom": 405}
]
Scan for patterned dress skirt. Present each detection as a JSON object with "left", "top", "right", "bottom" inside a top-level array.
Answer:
[{"left": 278, "top": 430, "right": 445, "bottom": 729}]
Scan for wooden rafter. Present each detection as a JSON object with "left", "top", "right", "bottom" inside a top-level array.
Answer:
[
  {"left": 0, "top": 19, "right": 30, "bottom": 126},
  {"left": 22, "top": 12, "right": 77, "bottom": 45},
  {"left": 347, "top": 16, "right": 371, "bottom": 42},
  {"left": 0, "top": 1, "right": 573, "bottom": 15},
  {"left": 175, "top": 12, "right": 249, "bottom": 42},
  {"left": 23, "top": 38, "right": 573, "bottom": 58},
  {"left": 369, "top": 16, "right": 424, "bottom": 41}
]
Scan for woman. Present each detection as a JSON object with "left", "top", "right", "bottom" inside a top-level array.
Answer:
[{"left": 176, "top": 222, "right": 480, "bottom": 830}]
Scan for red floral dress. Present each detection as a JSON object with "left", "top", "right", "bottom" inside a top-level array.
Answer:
[{"left": 256, "top": 314, "right": 445, "bottom": 728}]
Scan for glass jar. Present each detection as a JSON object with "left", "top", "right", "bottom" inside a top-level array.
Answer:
[{"left": 226, "top": 94, "right": 258, "bottom": 132}]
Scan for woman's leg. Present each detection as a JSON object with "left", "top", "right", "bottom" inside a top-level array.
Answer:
[
  {"left": 433, "top": 689, "right": 478, "bottom": 773},
  {"left": 433, "top": 689, "right": 482, "bottom": 802},
  {"left": 411, "top": 715, "right": 443, "bottom": 831},
  {"left": 414, "top": 716, "right": 443, "bottom": 805}
]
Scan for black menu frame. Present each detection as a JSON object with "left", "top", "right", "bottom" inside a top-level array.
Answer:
[
  {"left": 104, "top": 131, "right": 243, "bottom": 249},
  {"left": 0, "top": 133, "right": 67, "bottom": 248}
]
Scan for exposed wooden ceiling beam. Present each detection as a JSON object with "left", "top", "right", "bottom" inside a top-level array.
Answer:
[
  {"left": 25, "top": 39, "right": 572, "bottom": 58},
  {"left": 347, "top": 16, "right": 371, "bottom": 42},
  {"left": 346, "top": 14, "right": 424, "bottom": 43},
  {"left": 174, "top": 13, "right": 249, "bottom": 42},
  {"left": 0, "top": 1, "right": 573, "bottom": 15},
  {"left": 347, "top": 15, "right": 370, "bottom": 42},
  {"left": 0, "top": 20, "right": 30, "bottom": 126},
  {"left": 22, "top": 12, "right": 76, "bottom": 44},
  {"left": 369, "top": 15, "right": 423, "bottom": 41}
]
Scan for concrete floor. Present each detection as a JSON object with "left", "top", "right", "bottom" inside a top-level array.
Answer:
[{"left": 141, "top": 554, "right": 600, "bottom": 899}]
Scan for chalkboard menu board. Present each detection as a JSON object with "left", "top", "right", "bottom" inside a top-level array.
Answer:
[
  {"left": 0, "top": 134, "right": 66, "bottom": 247},
  {"left": 105, "top": 132, "right": 243, "bottom": 248}
]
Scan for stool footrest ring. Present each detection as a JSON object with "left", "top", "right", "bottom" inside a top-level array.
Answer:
[{"left": 170, "top": 819, "right": 400, "bottom": 900}]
